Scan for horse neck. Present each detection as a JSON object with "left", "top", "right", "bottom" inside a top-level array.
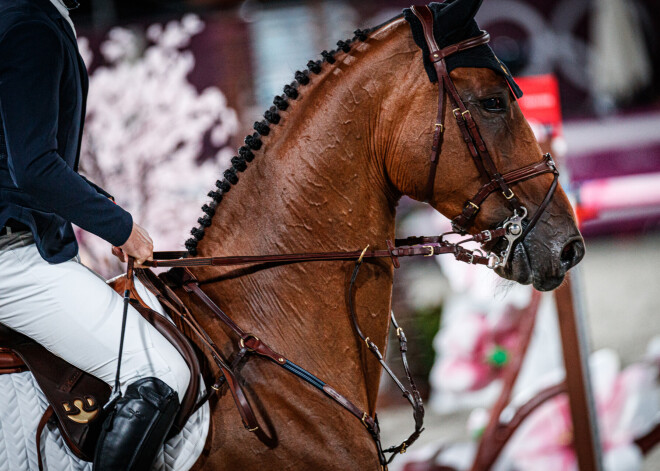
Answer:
[{"left": 193, "top": 19, "right": 414, "bottom": 411}]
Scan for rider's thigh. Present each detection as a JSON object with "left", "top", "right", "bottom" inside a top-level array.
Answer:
[{"left": 0, "top": 240, "right": 190, "bottom": 400}]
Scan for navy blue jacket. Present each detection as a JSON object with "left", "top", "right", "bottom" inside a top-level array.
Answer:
[{"left": 0, "top": 0, "right": 132, "bottom": 263}]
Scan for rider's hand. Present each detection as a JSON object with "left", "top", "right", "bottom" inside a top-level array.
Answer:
[{"left": 112, "top": 222, "right": 153, "bottom": 266}]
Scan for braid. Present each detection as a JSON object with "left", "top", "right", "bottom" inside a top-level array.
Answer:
[{"left": 185, "top": 27, "right": 374, "bottom": 255}]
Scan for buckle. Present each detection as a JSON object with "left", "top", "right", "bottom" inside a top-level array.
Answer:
[
  {"left": 461, "top": 109, "right": 471, "bottom": 120},
  {"left": 239, "top": 334, "right": 260, "bottom": 351},
  {"left": 358, "top": 245, "right": 370, "bottom": 263},
  {"left": 467, "top": 201, "right": 479, "bottom": 211},
  {"left": 361, "top": 412, "right": 371, "bottom": 429},
  {"left": 502, "top": 189, "right": 515, "bottom": 200},
  {"left": 434, "top": 123, "right": 444, "bottom": 133},
  {"left": 422, "top": 245, "right": 435, "bottom": 257}
]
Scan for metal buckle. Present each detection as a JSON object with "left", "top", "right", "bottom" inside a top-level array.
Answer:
[
  {"left": 358, "top": 245, "right": 370, "bottom": 263},
  {"left": 396, "top": 327, "right": 404, "bottom": 339},
  {"left": 502, "top": 189, "right": 515, "bottom": 200},
  {"left": 467, "top": 201, "right": 479, "bottom": 211},
  {"left": 239, "top": 334, "right": 259, "bottom": 352},
  {"left": 422, "top": 245, "right": 435, "bottom": 257},
  {"left": 361, "top": 412, "right": 370, "bottom": 429},
  {"left": 434, "top": 123, "right": 444, "bottom": 133},
  {"left": 461, "top": 109, "right": 471, "bottom": 120},
  {"left": 481, "top": 230, "right": 493, "bottom": 242},
  {"left": 465, "top": 252, "right": 474, "bottom": 264}
]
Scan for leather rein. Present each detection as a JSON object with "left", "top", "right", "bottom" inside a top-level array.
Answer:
[{"left": 132, "top": 7, "right": 560, "bottom": 469}]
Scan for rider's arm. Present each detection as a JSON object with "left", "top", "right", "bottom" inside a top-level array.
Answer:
[
  {"left": 0, "top": 20, "right": 133, "bottom": 247},
  {"left": 80, "top": 175, "right": 115, "bottom": 201}
]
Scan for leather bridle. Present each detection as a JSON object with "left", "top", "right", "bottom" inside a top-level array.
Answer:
[
  {"left": 410, "top": 4, "right": 559, "bottom": 268},
  {"left": 134, "top": 8, "right": 564, "bottom": 470}
]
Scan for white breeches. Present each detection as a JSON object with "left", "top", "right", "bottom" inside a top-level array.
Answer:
[{"left": 0, "top": 231, "right": 190, "bottom": 400}]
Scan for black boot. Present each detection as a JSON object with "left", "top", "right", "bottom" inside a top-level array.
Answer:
[{"left": 94, "top": 377, "right": 180, "bottom": 471}]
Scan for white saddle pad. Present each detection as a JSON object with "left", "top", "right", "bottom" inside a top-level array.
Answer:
[{"left": 0, "top": 370, "right": 209, "bottom": 471}]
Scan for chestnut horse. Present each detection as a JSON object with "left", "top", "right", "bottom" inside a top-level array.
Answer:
[{"left": 183, "top": 12, "right": 583, "bottom": 471}]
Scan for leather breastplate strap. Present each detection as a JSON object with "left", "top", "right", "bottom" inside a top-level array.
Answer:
[
  {"left": 172, "top": 267, "right": 424, "bottom": 468},
  {"left": 410, "top": 5, "right": 559, "bottom": 238}
]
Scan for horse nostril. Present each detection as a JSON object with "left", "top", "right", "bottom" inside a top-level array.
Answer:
[{"left": 560, "top": 238, "right": 585, "bottom": 270}]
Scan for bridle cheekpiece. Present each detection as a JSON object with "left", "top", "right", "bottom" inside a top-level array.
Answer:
[{"left": 410, "top": 4, "right": 559, "bottom": 269}]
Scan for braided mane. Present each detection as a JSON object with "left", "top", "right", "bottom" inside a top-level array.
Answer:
[{"left": 185, "top": 28, "right": 373, "bottom": 255}]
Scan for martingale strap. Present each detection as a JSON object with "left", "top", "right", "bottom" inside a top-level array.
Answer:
[
  {"left": 347, "top": 250, "right": 425, "bottom": 461},
  {"left": 174, "top": 265, "right": 422, "bottom": 468},
  {"left": 131, "top": 266, "right": 262, "bottom": 432}
]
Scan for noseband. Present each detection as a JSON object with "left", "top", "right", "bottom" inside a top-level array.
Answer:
[{"left": 411, "top": 5, "right": 559, "bottom": 268}]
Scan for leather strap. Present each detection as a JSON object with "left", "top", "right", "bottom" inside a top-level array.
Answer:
[
  {"left": 178, "top": 269, "right": 391, "bottom": 455},
  {"left": 37, "top": 406, "right": 54, "bottom": 471},
  {"left": 0, "top": 347, "right": 26, "bottom": 373},
  {"left": 347, "top": 258, "right": 424, "bottom": 463},
  {"left": 409, "top": 4, "right": 556, "bottom": 239},
  {"left": 171, "top": 253, "right": 426, "bottom": 469},
  {"left": 452, "top": 154, "right": 558, "bottom": 232}
]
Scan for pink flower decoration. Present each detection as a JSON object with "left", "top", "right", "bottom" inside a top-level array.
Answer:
[
  {"left": 507, "top": 350, "right": 658, "bottom": 471},
  {"left": 437, "top": 309, "right": 525, "bottom": 392}
]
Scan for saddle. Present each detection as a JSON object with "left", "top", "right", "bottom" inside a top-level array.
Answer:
[{"left": 0, "top": 268, "right": 204, "bottom": 464}]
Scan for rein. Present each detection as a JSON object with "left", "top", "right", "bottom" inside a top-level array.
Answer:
[{"left": 137, "top": 227, "right": 509, "bottom": 469}]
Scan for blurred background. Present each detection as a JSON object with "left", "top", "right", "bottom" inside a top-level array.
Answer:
[{"left": 68, "top": 0, "right": 660, "bottom": 469}]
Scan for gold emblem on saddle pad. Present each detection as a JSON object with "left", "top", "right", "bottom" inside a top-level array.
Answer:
[{"left": 62, "top": 396, "right": 100, "bottom": 424}]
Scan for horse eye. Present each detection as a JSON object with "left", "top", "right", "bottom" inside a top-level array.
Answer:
[{"left": 481, "top": 97, "right": 505, "bottom": 112}]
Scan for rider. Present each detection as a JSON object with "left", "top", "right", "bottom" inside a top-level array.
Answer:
[{"left": 0, "top": 0, "right": 190, "bottom": 469}]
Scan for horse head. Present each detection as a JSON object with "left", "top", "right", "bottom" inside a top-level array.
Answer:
[{"left": 383, "top": 0, "right": 584, "bottom": 291}]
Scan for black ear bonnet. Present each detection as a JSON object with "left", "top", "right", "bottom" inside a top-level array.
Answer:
[{"left": 403, "top": 1, "right": 523, "bottom": 98}]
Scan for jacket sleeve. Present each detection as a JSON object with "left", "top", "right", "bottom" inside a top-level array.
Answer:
[
  {"left": 80, "top": 175, "right": 115, "bottom": 201},
  {"left": 0, "top": 20, "right": 133, "bottom": 246}
]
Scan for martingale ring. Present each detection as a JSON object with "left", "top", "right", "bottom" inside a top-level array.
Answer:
[{"left": 239, "top": 334, "right": 260, "bottom": 352}]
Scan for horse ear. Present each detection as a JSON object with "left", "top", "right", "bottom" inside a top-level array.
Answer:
[{"left": 436, "top": 0, "right": 484, "bottom": 29}]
